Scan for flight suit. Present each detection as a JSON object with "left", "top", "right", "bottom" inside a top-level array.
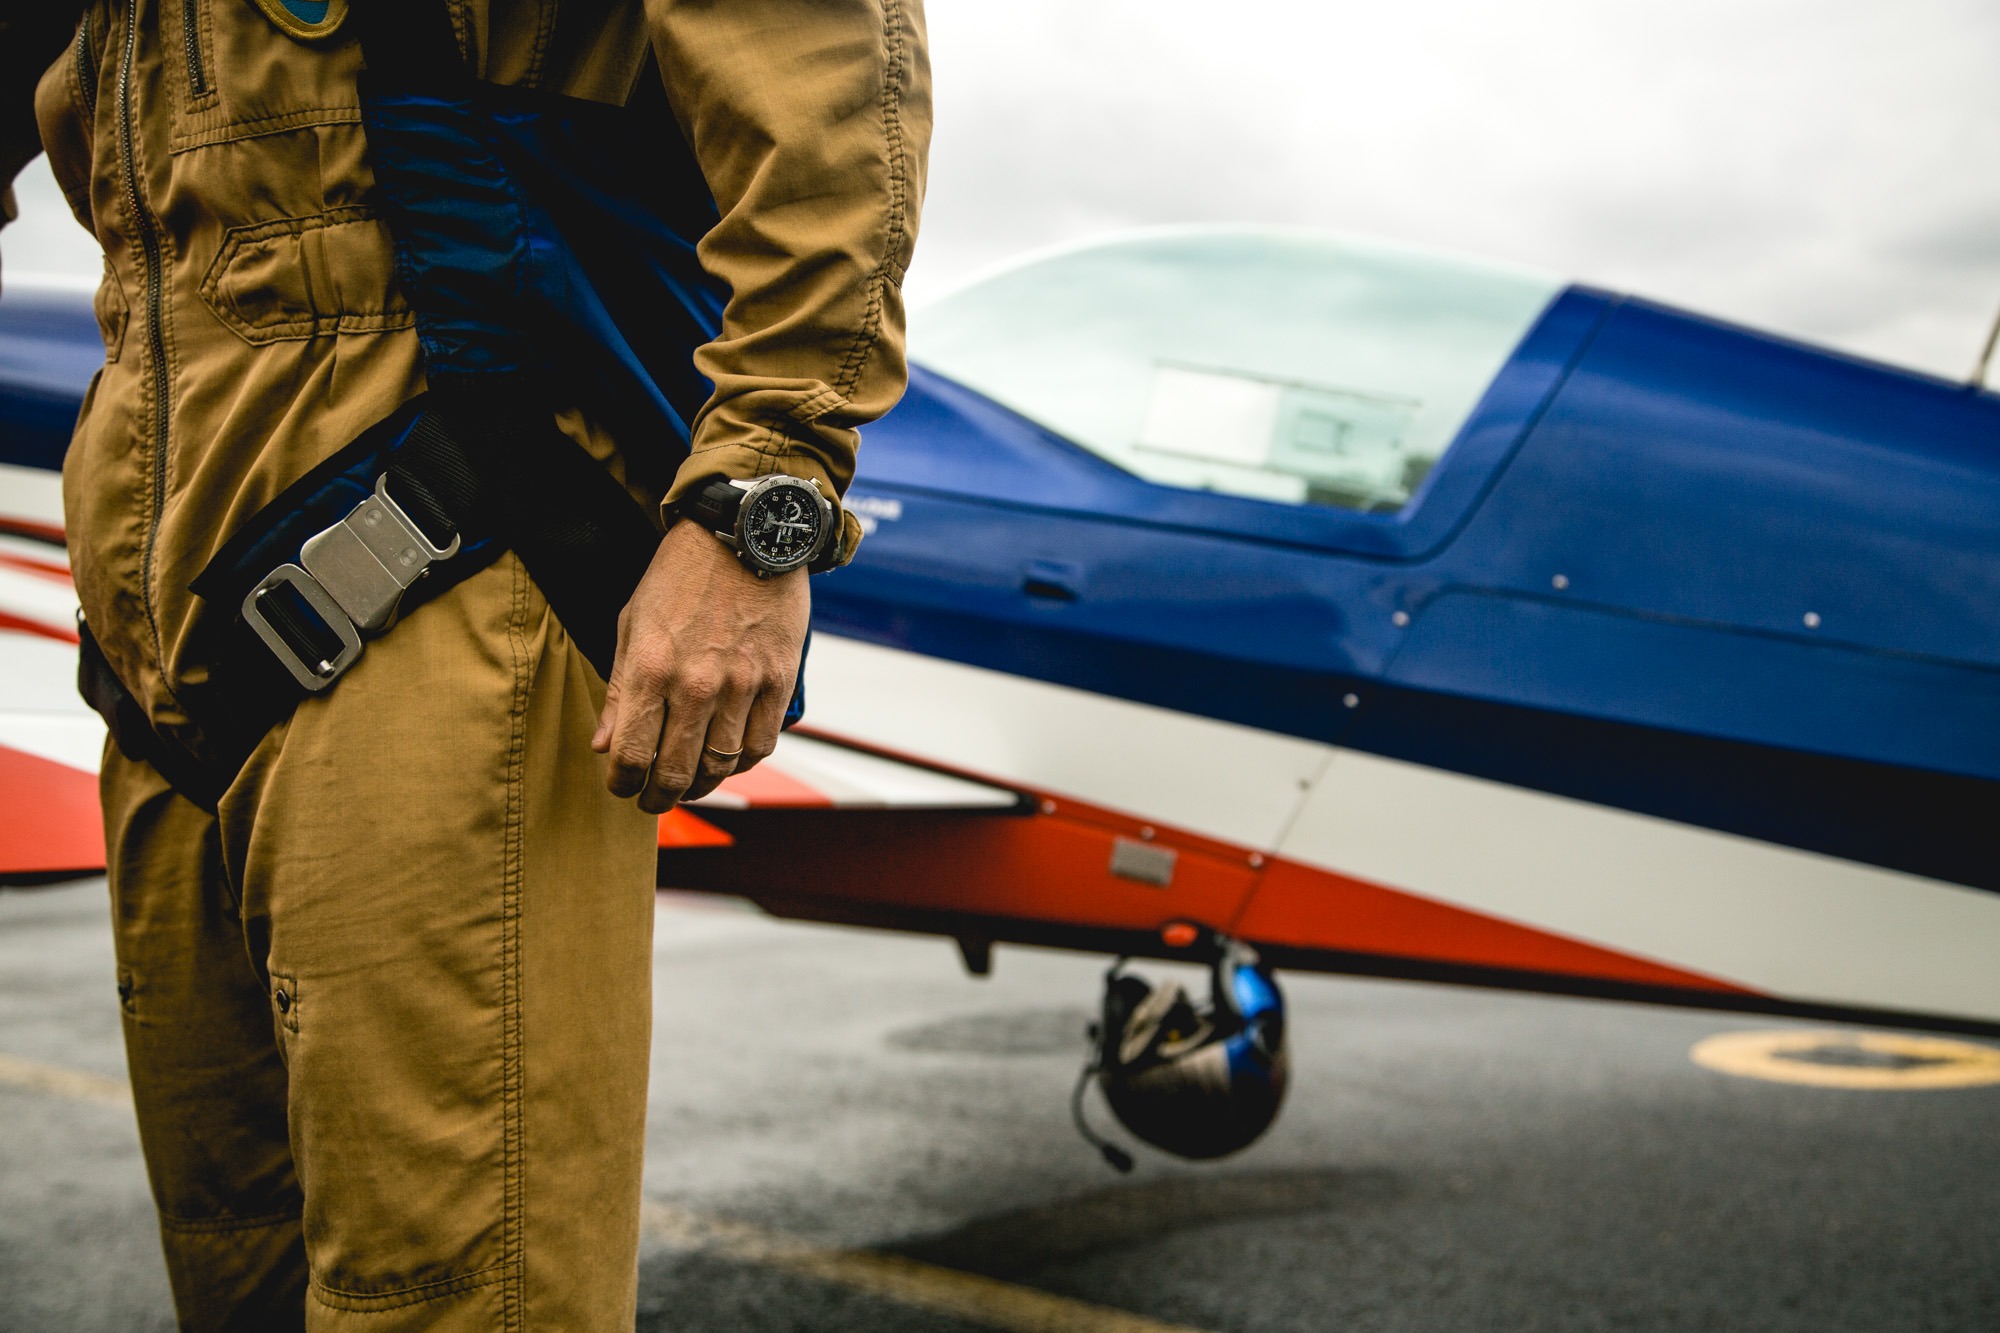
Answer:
[{"left": 0, "top": 1, "right": 930, "bottom": 1327}]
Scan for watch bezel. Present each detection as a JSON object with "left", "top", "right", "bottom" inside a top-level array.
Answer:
[{"left": 729, "top": 475, "right": 833, "bottom": 576}]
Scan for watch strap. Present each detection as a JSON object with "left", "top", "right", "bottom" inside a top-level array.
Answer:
[{"left": 685, "top": 477, "right": 746, "bottom": 543}]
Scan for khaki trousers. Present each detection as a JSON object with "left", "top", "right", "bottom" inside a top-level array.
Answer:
[{"left": 101, "top": 554, "right": 660, "bottom": 1331}]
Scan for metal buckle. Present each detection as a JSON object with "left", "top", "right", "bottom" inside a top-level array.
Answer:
[
  {"left": 299, "top": 475, "right": 462, "bottom": 634},
  {"left": 241, "top": 475, "right": 463, "bottom": 693},
  {"left": 242, "top": 564, "right": 364, "bottom": 692}
]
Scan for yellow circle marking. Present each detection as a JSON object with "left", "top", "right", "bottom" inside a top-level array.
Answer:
[{"left": 1691, "top": 1029, "right": 2000, "bottom": 1090}]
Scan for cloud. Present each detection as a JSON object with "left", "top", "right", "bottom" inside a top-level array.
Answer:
[
  {"left": 7, "top": 1, "right": 1995, "bottom": 379},
  {"left": 913, "top": 0, "right": 2000, "bottom": 379}
]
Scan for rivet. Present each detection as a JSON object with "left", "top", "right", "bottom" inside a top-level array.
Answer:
[
  {"left": 1139, "top": 826, "right": 1156, "bottom": 841},
  {"left": 1552, "top": 573, "right": 1570, "bottom": 590},
  {"left": 1342, "top": 693, "right": 1360, "bottom": 709},
  {"left": 1803, "top": 611, "right": 1821, "bottom": 629},
  {"left": 1248, "top": 853, "right": 1265, "bottom": 869},
  {"left": 1392, "top": 610, "right": 1411, "bottom": 627},
  {"left": 1039, "top": 799, "right": 1057, "bottom": 815}
]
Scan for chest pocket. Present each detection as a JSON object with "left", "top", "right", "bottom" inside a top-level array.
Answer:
[
  {"left": 199, "top": 208, "right": 413, "bottom": 343},
  {"left": 171, "top": 0, "right": 360, "bottom": 151}
]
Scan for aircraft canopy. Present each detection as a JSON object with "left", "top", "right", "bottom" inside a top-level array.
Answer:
[{"left": 910, "top": 228, "right": 1560, "bottom": 514}]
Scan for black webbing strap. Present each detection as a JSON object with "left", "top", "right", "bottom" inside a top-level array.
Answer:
[
  {"left": 87, "top": 392, "right": 664, "bottom": 810},
  {"left": 78, "top": 621, "right": 234, "bottom": 810},
  {"left": 394, "top": 388, "right": 664, "bottom": 679}
]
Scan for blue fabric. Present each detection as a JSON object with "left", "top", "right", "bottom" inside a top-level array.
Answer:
[
  {"left": 281, "top": 0, "right": 331, "bottom": 21},
  {"left": 354, "top": 73, "right": 806, "bottom": 725},
  {"left": 358, "top": 79, "right": 726, "bottom": 482}
]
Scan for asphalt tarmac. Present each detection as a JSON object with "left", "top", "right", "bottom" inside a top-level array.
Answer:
[{"left": 2, "top": 878, "right": 1996, "bottom": 1332}]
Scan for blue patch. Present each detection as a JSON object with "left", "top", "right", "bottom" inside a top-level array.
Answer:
[{"left": 282, "top": 0, "right": 331, "bottom": 21}]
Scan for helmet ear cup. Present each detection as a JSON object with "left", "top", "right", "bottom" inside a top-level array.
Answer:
[{"left": 1098, "top": 973, "right": 1154, "bottom": 1068}]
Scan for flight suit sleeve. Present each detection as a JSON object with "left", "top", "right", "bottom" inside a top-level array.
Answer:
[
  {"left": 645, "top": 0, "right": 932, "bottom": 565},
  {"left": 0, "top": 9, "right": 88, "bottom": 264}
]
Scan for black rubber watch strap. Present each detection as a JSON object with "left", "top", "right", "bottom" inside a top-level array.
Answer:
[{"left": 686, "top": 477, "right": 745, "bottom": 541}]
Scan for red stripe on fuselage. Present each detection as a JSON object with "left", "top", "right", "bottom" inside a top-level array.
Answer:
[
  {"left": 0, "top": 744, "right": 104, "bottom": 876},
  {"left": 0, "top": 518, "right": 66, "bottom": 546},
  {"left": 658, "top": 808, "right": 734, "bottom": 848},
  {"left": 1232, "top": 858, "right": 1749, "bottom": 994},
  {"left": 679, "top": 732, "right": 1751, "bottom": 997},
  {"left": 0, "top": 551, "right": 71, "bottom": 581},
  {"left": 0, "top": 612, "right": 79, "bottom": 645},
  {"left": 711, "top": 760, "right": 834, "bottom": 807}
]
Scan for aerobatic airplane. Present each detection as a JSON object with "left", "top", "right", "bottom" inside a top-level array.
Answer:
[{"left": 7, "top": 227, "right": 2000, "bottom": 1086}]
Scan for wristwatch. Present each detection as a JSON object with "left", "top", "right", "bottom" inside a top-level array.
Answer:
[{"left": 684, "top": 475, "right": 836, "bottom": 577}]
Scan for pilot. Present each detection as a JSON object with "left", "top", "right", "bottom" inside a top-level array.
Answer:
[{"left": 0, "top": 2, "right": 929, "bottom": 1329}]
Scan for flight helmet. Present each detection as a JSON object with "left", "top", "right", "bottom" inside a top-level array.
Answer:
[{"left": 1073, "top": 925, "right": 1288, "bottom": 1169}]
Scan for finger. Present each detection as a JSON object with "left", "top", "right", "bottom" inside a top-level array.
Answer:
[
  {"left": 641, "top": 672, "right": 722, "bottom": 814},
  {"left": 735, "top": 675, "right": 794, "bottom": 777},
  {"left": 682, "top": 684, "right": 755, "bottom": 804},
  {"left": 591, "top": 675, "right": 621, "bottom": 753},
  {"left": 602, "top": 647, "right": 669, "bottom": 799},
  {"left": 594, "top": 608, "right": 638, "bottom": 753}
]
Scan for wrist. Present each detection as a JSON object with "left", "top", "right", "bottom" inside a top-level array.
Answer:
[{"left": 679, "top": 474, "right": 836, "bottom": 578}]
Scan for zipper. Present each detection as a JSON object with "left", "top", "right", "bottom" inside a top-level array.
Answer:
[
  {"left": 119, "top": 0, "right": 172, "bottom": 667},
  {"left": 181, "top": 0, "right": 207, "bottom": 98},
  {"left": 75, "top": 12, "right": 98, "bottom": 119}
]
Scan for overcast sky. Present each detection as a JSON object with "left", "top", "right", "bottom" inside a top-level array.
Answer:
[{"left": 8, "top": 0, "right": 1997, "bottom": 381}]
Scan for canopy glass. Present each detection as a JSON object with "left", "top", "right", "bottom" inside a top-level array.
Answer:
[{"left": 911, "top": 228, "right": 1561, "bottom": 514}]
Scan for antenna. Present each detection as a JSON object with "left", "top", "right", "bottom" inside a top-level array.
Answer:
[{"left": 1973, "top": 300, "right": 2000, "bottom": 391}]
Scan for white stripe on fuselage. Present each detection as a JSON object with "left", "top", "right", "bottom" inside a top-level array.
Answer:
[
  {"left": 805, "top": 635, "right": 1330, "bottom": 849},
  {"left": 0, "top": 462, "right": 64, "bottom": 529},
  {"left": 1287, "top": 750, "right": 2000, "bottom": 1023},
  {"left": 0, "top": 633, "right": 89, "bottom": 716},
  {"left": 807, "top": 635, "right": 2000, "bottom": 1024},
  {"left": 0, "top": 564, "right": 79, "bottom": 634},
  {"left": 0, "top": 633, "right": 105, "bottom": 773}
]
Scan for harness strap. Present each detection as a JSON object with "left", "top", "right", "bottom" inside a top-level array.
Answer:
[
  {"left": 78, "top": 622, "right": 234, "bottom": 810},
  {"left": 88, "top": 391, "right": 667, "bottom": 809},
  {"left": 388, "top": 390, "right": 664, "bottom": 680}
]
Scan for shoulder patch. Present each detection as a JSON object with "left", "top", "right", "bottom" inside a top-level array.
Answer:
[{"left": 248, "top": 0, "right": 349, "bottom": 43}]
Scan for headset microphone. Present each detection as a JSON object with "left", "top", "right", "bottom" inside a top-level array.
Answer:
[{"left": 1070, "top": 1056, "right": 1135, "bottom": 1173}]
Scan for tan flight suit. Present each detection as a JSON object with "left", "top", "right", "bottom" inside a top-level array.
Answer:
[{"left": 0, "top": 1, "right": 929, "bottom": 1328}]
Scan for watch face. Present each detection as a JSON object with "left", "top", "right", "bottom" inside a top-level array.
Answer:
[{"left": 739, "top": 482, "right": 823, "bottom": 571}]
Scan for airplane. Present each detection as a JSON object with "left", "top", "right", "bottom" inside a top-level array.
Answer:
[{"left": 7, "top": 226, "right": 2000, "bottom": 1147}]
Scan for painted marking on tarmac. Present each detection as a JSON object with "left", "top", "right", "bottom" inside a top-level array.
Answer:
[
  {"left": 1691, "top": 1029, "right": 2000, "bottom": 1090},
  {"left": 640, "top": 1200, "right": 1207, "bottom": 1333},
  {"left": 0, "top": 1051, "right": 132, "bottom": 1105},
  {"left": 0, "top": 1051, "right": 1204, "bottom": 1333}
]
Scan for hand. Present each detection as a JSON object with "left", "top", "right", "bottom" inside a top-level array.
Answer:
[{"left": 592, "top": 518, "right": 810, "bottom": 813}]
